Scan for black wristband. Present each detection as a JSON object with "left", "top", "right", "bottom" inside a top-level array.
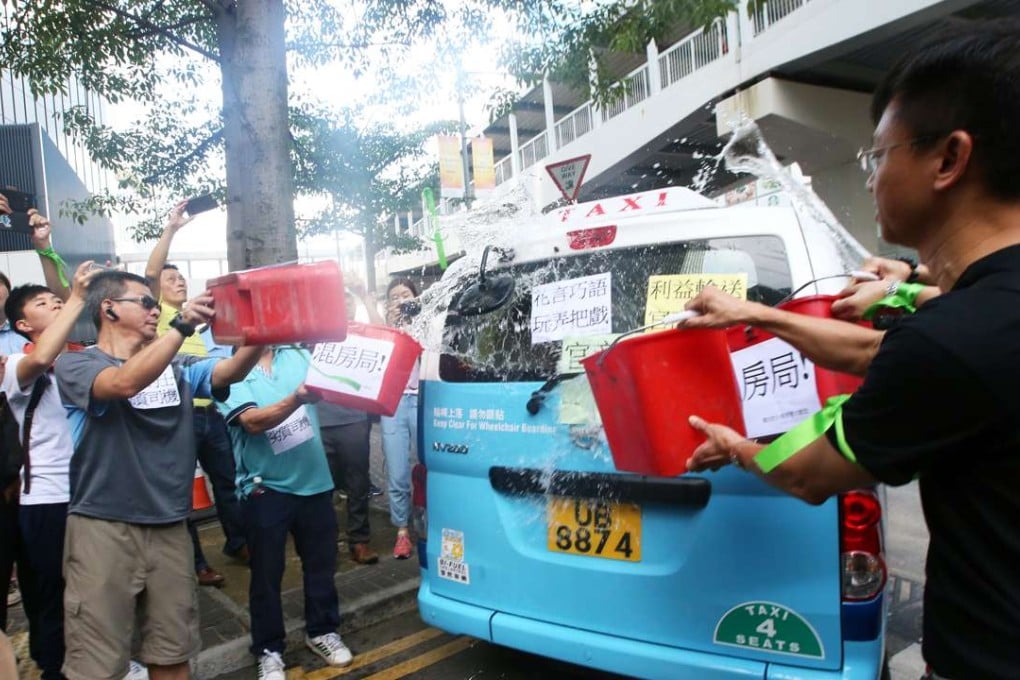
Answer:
[
  {"left": 896, "top": 256, "right": 920, "bottom": 283},
  {"left": 169, "top": 313, "right": 196, "bottom": 338}
]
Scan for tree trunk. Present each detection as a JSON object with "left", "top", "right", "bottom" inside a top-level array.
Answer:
[
  {"left": 218, "top": 0, "right": 296, "bottom": 270},
  {"left": 363, "top": 225, "right": 378, "bottom": 294}
]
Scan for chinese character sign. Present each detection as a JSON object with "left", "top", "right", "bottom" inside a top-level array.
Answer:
[
  {"left": 644, "top": 273, "right": 748, "bottom": 329},
  {"left": 530, "top": 272, "right": 613, "bottom": 344},
  {"left": 556, "top": 334, "right": 620, "bottom": 374},
  {"left": 307, "top": 335, "right": 394, "bottom": 401},
  {"left": 129, "top": 364, "right": 181, "bottom": 410},
  {"left": 266, "top": 406, "right": 315, "bottom": 455},
  {"left": 729, "top": 337, "right": 821, "bottom": 438}
]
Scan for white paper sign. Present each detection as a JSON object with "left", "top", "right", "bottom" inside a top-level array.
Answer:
[
  {"left": 266, "top": 406, "right": 315, "bottom": 455},
  {"left": 730, "top": 337, "right": 821, "bottom": 438},
  {"left": 129, "top": 365, "right": 181, "bottom": 410},
  {"left": 306, "top": 337, "right": 394, "bottom": 400},
  {"left": 530, "top": 272, "right": 612, "bottom": 344}
]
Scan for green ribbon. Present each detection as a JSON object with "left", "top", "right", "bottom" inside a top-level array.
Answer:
[
  {"left": 422, "top": 187, "right": 447, "bottom": 270},
  {"left": 753, "top": 394, "right": 855, "bottom": 472},
  {"left": 862, "top": 281, "right": 925, "bottom": 321},
  {"left": 35, "top": 247, "right": 69, "bottom": 287}
]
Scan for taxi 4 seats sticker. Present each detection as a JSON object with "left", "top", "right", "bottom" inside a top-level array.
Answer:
[{"left": 714, "top": 601, "right": 824, "bottom": 659}]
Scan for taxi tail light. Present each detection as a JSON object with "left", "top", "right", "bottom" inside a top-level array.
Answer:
[
  {"left": 411, "top": 463, "right": 428, "bottom": 542},
  {"left": 567, "top": 225, "right": 616, "bottom": 250},
  {"left": 839, "top": 489, "right": 886, "bottom": 601}
]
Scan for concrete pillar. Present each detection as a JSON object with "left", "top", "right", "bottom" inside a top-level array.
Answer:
[
  {"left": 646, "top": 40, "right": 661, "bottom": 95},
  {"left": 508, "top": 113, "right": 521, "bottom": 176},
  {"left": 542, "top": 75, "right": 557, "bottom": 152}
]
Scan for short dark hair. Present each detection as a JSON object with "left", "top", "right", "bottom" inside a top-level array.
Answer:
[
  {"left": 387, "top": 278, "right": 419, "bottom": 297},
  {"left": 871, "top": 19, "right": 1020, "bottom": 201},
  {"left": 161, "top": 264, "right": 179, "bottom": 272},
  {"left": 5, "top": 285, "right": 52, "bottom": 340},
  {"left": 0, "top": 272, "right": 10, "bottom": 295},
  {"left": 87, "top": 270, "right": 151, "bottom": 329}
]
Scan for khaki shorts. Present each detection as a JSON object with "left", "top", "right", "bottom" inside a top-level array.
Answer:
[{"left": 62, "top": 515, "right": 199, "bottom": 680}]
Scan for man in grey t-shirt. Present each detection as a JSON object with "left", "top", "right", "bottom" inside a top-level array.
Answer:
[{"left": 55, "top": 270, "right": 262, "bottom": 680}]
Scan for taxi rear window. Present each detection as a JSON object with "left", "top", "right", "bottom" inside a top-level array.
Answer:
[{"left": 440, "top": 236, "right": 792, "bottom": 383}]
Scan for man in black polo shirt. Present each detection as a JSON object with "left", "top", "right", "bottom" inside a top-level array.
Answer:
[{"left": 682, "top": 21, "right": 1020, "bottom": 680}]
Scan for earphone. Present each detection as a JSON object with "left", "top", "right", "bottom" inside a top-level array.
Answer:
[{"left": 105, "top": 307, "right": 119, "bottom": 321}]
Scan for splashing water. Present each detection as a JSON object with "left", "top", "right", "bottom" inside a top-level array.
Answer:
[{"left": 720, "top": 119, "right": 869, "bottom": 272}]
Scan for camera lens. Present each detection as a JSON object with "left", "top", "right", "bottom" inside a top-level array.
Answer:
[
  {"left": 0, "top": 214, "right": 11, "bottom": 229},
  {"left": 399, "top": 300, "right": 422, "bottom": 318}
]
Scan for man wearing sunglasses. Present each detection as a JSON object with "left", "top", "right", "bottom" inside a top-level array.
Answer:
[{"left": 54, "top": 270, "right": 263, "bottom": 680}]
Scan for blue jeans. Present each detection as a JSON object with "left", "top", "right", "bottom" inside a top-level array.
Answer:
[
  {"left": 381, "top": 394, "right": 418, "bottom": 528},
  {"left": 241, "top": 489, "right": 339, "bottom": 656}
]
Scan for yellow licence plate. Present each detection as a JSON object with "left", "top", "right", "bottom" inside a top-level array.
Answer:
[{"left": 547, "top": 497, "right": 641, "bottom": 562}]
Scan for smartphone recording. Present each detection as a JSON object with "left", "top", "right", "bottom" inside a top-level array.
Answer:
[{"left": 184, "top": 194, "right": 218, "bottom": 217}]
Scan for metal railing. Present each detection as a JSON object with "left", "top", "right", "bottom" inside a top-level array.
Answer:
[
  {"left": 495, "top": 155, "right": 514, "bottom": 184},
  {"left": 751, "top": 0, "right": 809, "bottom": 36},
  {"left": 555, "top": 103, "right": 594, "bottom": 148},
  {"left": 600, "top": 68, "right": 650, "bottom": 122},
  {"left": 659, "top": 20, "right": 729, "bottom": 89},
  {"left": 519, "top": 131, "right": 548, "bottom": 170}
]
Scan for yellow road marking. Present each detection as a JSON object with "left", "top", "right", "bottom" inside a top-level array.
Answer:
[
  {"left": 301, "top": 627, "right": 445, "bottom": 680},
  {"left": 358, "top": 637, "right": 474, "bottom": 680}
]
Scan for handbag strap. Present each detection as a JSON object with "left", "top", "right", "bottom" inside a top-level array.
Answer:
[{"left": 20, "top": 375, "right": 50, "bottom": 495}]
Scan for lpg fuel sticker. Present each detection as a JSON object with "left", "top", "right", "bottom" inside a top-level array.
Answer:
[
  {"left": 644, "top": 273, "right": 747, "bottom": 330},
  {"left": 714, "top": 601, "right": 824, "bottom": 659},
  {"left": 438, "top": 529, "right": 470, "bottom": 584}
]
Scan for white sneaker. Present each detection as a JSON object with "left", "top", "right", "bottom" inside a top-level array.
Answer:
[
  {"left": 256, "top": 650, "right": 286, "bottom": 680},
  {"left": 305, "top": 632, "right": 353, "bottom": 667},
  {"left": 123, "top": 660, "right": 149, "bottom": 680}
]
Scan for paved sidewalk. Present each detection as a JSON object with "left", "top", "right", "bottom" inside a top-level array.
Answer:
[{"left": 8, "top": 424, "right": 424, "bottom": 679}]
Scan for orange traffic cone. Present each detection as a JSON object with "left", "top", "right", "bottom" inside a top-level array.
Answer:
[{"left": 192, "top": 464, "right": 214, "bottom": 511}]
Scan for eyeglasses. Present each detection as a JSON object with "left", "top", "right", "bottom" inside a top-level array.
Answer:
[
  {"left": 111, "top": 295, "right": 160, "bottom": 311},
  {"left": 856, "top": 134, "right": 945, "bottom": 175}
]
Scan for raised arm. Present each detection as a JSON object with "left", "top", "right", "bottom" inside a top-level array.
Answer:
[
  {"left": 235, "top": 385, "right": 319, "bottom": 435},
  {"left": 29, "top": 210, "right": 71, "bottom": 301},
  {"left": 348, "top": 277, "right": 385, "bottom": 324},
  {"left": 15, "top": 262, "right": 94, "bottom": 388},
  {"left": 91, "top": 293, "right": 213, "bottom": 400},
  {"left": 211, "top": 344, "right": 265, "bottom": 389},
  {"left": 683, "top": 286, "right": 884, "bottom": 376},
  {"left": 144, "top": 200, "right": 193, "bottom": 285}
]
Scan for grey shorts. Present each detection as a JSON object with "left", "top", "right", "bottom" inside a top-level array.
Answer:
[{"left": 62, "top": 515, "right": 199, "bottom": 680}]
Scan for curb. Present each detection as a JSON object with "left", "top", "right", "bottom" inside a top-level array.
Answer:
[{"left": 195, "top": 574, "right": 421, "bottom": 678}]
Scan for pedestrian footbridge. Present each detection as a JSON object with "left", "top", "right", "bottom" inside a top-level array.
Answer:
[{"left": 379, "top": 0, "right": 1018, "bottom": 277}]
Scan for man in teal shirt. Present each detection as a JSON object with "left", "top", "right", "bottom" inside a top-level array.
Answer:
[{"left": 218, "top": 346, "right": 353, "bottom": 679}]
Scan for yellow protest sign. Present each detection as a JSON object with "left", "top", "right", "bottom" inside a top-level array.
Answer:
[
  {"left": 644, "top": 274, "right": 748, "bottom": 328},
  {"left": 557, "top": 334, "right": 620, "bottom": 374}
]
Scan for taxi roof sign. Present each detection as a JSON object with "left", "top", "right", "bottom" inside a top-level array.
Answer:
[{"left": 546, "top": 155, "right": 591, "bottom": 203}]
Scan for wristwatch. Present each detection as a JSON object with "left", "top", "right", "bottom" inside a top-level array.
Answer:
[
  {"left": 895, "top": 256, "right": 921, "bottom": 283},
  {"left": 169, "top": 313, "right": 196, "bottom": 338}
]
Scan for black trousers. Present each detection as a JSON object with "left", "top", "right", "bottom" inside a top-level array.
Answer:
[
  {"left": 18, "top": 503, "right": 67, "bottom": 680},
  {"left": 320, "top": 421, "right": 371, "bottom": 544},
  {"left": 241, "top": 489, "right": 339, "bottom": 656},
  {"left": 0, "top": 489, "right": 19, "bottom": 632}
]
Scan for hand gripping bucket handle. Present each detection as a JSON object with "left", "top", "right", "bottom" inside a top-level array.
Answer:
[{"left": 595, "top": 310, "right": 701, "bottom": 367}]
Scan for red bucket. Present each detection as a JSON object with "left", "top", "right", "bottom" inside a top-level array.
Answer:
[
  {"left": 305, "top": 322, "right": 422, "bottom": 417},
  {"left": 581, "top": 328, "right": 745, "bottom": 477},
  {"left": 208, "top": 261, "right": 347, "bottom": 346},
  {"left": 726, "top": 294, "right": 865, "bottom": 402}
]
